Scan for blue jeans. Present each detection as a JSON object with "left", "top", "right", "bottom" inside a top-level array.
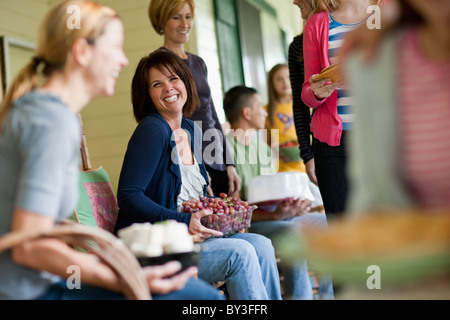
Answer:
[
  {"left": 153, "top": 278, "right": 225, "bottom": 300},
  {"left": 197, "top": 232, "right": 282, "bottom": 300},
  {"left": 37, "top": 278, "right": 224, "bottom": 300},
  {"left": 249, "top": 212, "right": 334, "bottom": 300}
]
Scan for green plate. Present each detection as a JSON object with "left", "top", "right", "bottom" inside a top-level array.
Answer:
[
  {"left": 275, "top": 228, "right": 450, "bottom": 288},
  {"left": 306, "top": 251, "right": 450, "bottom": 288},
  {"left": 279, "top": 146, "right": 301, "bottom": 162}
]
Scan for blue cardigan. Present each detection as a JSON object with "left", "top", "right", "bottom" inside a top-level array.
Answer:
[{"left": 114, "top": 113, "right": 209, "bottom": 233}]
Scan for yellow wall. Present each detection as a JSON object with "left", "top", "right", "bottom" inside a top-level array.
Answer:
[
  {"left": 266, "top": 0, "right": 303, "bottom": 38},
  {"left": 0, "top": 0, "right": 48, "bottom": 97},
  {"left": 1, "top": 0, "right": 302, "bottom": 189},
  {"left": 0, "top": 0, "right": 167, "bottom": 188},
  {"left": 78, "top": 0, "right": 159, "bottom": 189},
  {"left": 0, "top": 0, "right": 49, "bottom": 41}
]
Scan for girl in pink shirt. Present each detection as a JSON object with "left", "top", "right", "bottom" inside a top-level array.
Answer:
[{"left": 301, "top": 0, "right": 377, "bottom": 216}]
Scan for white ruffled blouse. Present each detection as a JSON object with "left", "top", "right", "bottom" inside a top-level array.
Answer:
[{"left": 176, "top": 154, "right": 207, "bottom": 212}]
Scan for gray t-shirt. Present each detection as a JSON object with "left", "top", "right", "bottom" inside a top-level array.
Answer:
[{"left": 0, "top": 91, "right": 81, "bottom": 299}]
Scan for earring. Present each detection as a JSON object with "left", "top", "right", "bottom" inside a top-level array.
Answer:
[{"left": 160, "top": 29, "right": 164, "bottom": 34}]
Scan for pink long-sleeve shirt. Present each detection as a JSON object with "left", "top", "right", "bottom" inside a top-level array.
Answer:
[{"left": 301, "top": 11, "right": 341, "bottom": 146}]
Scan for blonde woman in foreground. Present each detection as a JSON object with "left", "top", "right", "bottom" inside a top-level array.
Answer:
[{"left": 0, "top": 0, "right": 223, "bottom": 300}]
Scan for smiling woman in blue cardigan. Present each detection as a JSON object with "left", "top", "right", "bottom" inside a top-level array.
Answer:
[{"left": 114, "top": 50, "right": 281, "bottom": 300}]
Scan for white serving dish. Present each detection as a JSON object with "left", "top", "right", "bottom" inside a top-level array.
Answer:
[{"left": 247, "top": 172, "right": 315, "bottom": 205}]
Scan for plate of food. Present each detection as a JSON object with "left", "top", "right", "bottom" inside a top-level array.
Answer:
[
  {"left": 247, "top": 172, "right": 315, "bottom": 208},
  {"left": 137, "top": 245, "right": 201, "bottom": 271},
  {"left": 279, "top": 208, "right": 450, "bottom": 287},
  {"left": 279, "top": 140, "right": 301, "bottom": 162},
  {"left": 118, "top": 220, "right": 201, "bottom": 271}
]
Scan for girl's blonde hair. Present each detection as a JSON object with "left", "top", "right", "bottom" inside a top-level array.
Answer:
[
  {"left": 148, "top": 0, "right": 196, "bottom": 35},
  {"left": 0, "top": 0, "right": 119, "bottom": 128},
  {"left": 312, "top": 0, "right": 379, "bottom": 14},
  {"left": 266, "top": 64, "right": 290, "bottom": 128},
  {"left": 305, "top": 0, "right": 318, "bottom": 19},
  {"left": 312, "top": 0, "right": 340, "bottom": 14}
]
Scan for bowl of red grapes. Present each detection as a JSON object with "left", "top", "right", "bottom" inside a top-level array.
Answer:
[{"left": 181, "top": 193, "right": 257, "bottom": 237}]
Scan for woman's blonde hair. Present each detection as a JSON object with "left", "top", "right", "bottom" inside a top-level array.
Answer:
[
  {"left": 266, "top": 64, "right": 290, "bottom": 128},
  {"left": 0, "top": 0, "right": 119, "bottom": 128},
  {"left": 305, "top": 0, "right": 318, "bottom": 19},
  {"left": 312, "top": 0, "right": 340, "bottom": 14},
  {"left": 148, "top": 0, "right": 195, "bottom": 35},
  {"left": 312, "top": 0, "right": 379, "bottom": 14}
]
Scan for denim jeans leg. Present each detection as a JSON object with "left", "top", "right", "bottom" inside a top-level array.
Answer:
[
  {"left": 249, "top": 220, "right": 312, "bottom": 299},
  {"left": 197, "top": 236, "right": 272, "bottom": 300},
  {"left": 281, "top": 260, "right": 313, "bottom": 300},
  {"left": 230, "top": 232, "right": 282, "bottom": 300},
  {"left": 317, "top": 275, "right": 335, "bottom": 300},
  {"left": 152, "top": 278, "right": 225, "bottom": 300},
  {"left": 291, "top": 213, "right": 335, "bottom": 299},
  {"left": 37, "top": 280, "right": 126, "bottom": 300},
  {"left": 38, "top": 278, "right": 224, "bottom": 301}
]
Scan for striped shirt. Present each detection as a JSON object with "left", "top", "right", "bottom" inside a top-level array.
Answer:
[
  {"left": 328, "top": 13, "right": 363, "bottom": 130},
  {"left": 399, "top": 28, "right": 450, "bottom": 208},
  {"left": 289, "top": 34, "right": 314, "bottom": 164}
]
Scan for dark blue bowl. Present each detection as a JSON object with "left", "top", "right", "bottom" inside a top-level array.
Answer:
[{"left": 137, "top": 245, "right": 201, "bottom": 273}]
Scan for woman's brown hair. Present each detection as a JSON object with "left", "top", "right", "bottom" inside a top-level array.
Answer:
[{"left": 131, "top": 50, "right": 200, "bottom": 123}]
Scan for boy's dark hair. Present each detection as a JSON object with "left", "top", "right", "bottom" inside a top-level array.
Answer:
[
  {"left": 223, "top": 86, "right": 258, "bottom": 124},
  {"left": 131, "top": 50, "right": 199, "bottom": 123}
]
